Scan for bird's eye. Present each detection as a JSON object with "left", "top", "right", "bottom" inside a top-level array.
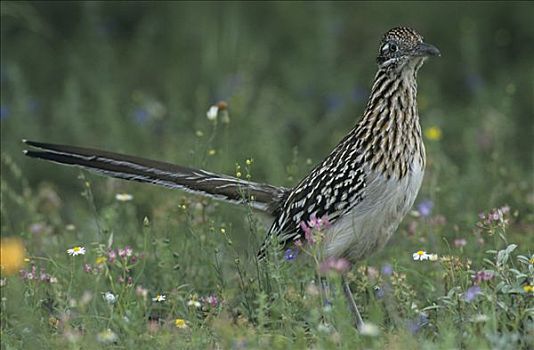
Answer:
[{"left": 381, "top": 42, "right": 398, "bottom": 54}]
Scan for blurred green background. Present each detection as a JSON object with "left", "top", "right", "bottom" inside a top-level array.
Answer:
[{"left": 1, "top": 1, "right": 533, "bottom": 232}]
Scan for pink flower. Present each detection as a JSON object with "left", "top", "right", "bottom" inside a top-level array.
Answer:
[
  {"left": 319, "top": 257, "right": 351, "bottom": 275},
  {"left": 454, "top": 238, "right": 467, "bottom": 248},
  {"left": 299, "top": 214, "right": 331, "bottom": 245},
  {"left": 107, "top": 250, "right": 117, "bottom": 263},
  {"left": 472, "top": 270, "right": 494, "bottom": 284}
]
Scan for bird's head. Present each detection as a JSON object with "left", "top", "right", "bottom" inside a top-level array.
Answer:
[{"left": 377, "top": 27, "right": 440, "bottom": 73}]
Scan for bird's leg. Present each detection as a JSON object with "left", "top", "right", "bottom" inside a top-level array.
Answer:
[{"left": 341, "top": 275, "right": 365, "bottom": 331}]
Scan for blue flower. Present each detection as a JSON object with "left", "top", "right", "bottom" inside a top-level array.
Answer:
[
  {"left": 0, "top": 105, "right": 9, "bottom": 120},
  {"left": 381, "top": 263, "right": 393, "bottom": 276},
  {"left": 407, "top": 313, "right": 429, "bottom": 334},
  {"left": 464, "top": 285, "right": 481, "bottom": 302},
  {"left": 417, "top": 199, "right": 434, "bottom": 217},
  {"left": 284, "top": 248, "right": 297, "bottom": 261},
  {"left": 133, "top": 107, "right": 149, "bottom": 124}
]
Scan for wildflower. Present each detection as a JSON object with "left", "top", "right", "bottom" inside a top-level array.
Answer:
[
  {"left": 187, "top": 298, "right": 201, "bottom": 308},
  {"left": 206, "top": 101, "right": 229, "bottom": 122},
  {"left": 152, "top": 294, "right": 166, "bottom": 302},
  {"left": 464, "top": 285, "right": 481, "bottom": 302},
  {"left": 95, "top": 256, "right": 107, "bottom": 265},
  {"left": 103, "top": 291, "right": 117, "bottom": 304},
  {"left": 472, "top": 270, "right": 494, "bottom": 284},
  {"left": 115, "top": 193, "right": 133, "bottom": 202},
  {"left": 300, "top": 214, "right": 331, "bottom": 245},
  {"left": 529, "top": 256, "right": 534, "bottom": 265},
  {"left": 413, "top": 250, "right": 429, "bottom": 261},
  {"left": 429, "top": 254, "right": 439, "bottom": 261},
  {"left": 284, "top": 248, "right": 297, "bottom": 261},
  {"left": 96, "top": 329, "right": 118, "bottom": 344},
  {"left": 381, "top": 263, "right": 393, "bottom": 276},
  {"left": 319, "top": 257, "right": 351, "bottom": 275},
  {"left": 67, "top": 246, "right": 86, "bottom": 256},
  {"left": 83, "top": 264, "right": 93, "bottom": 273},
  {"left": 135, "top": 285, "right": 148, "bottom": 299},
  {"left": 206, "top": 105, "right": 218, "bottom": 121},
  {"left": 118, "top": 246, "right": 133, "bottom": 258},
  {"left": 523, "top": 285, "right": 534, "bottom": 294},
  {"left": 407, "top": 313, "right": 429, "bottom": 334},
  {"left": 424, "top": 126, "right": 442, "bottom": 141},
  {"left": 416, "top": 200, "right": 433, "bottom": 217},
  {"left": 454, "top": 238, "right": 467, "bottom": 248},
  {"left": 202, "top": 295, "right": 219, "bottom": 308},
  {"left": 0, "top": 237, "right": 26, "bottom": 275},
  {"left": 107, "top": 250, "right": 117, "bottom": 263},
  {"left": 175, "top": 318, "right": 188, "bottom": 329},
  {"left": 360, "top": 322, "right": 380, "bottom": 336},
  {"left": 65, "top": 224, "right": 76, "bottom": 231}
]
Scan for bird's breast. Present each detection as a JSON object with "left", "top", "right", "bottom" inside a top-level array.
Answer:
[{"left": 323, "top": 158, "right": 424, "bottom": 262}]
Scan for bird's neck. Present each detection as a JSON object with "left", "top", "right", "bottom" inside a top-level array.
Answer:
[{"left": 353, "top": 67, "right": 425, "bottom": 179}]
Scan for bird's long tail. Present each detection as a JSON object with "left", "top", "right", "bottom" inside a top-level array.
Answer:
[{"left": 23, "top": 140, "right": 286, "bottom": 214}]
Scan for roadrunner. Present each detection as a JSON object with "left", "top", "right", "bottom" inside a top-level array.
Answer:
[{"left": 24, "top": 27, "right": 440, "bottom": 330}]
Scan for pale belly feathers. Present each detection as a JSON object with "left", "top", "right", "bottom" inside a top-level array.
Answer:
[{"left": 323, "top": 159, "right": 425, "bottom": 262}]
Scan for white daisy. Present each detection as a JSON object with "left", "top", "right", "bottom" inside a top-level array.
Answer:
[
  {"left": 206, "top": 105, "right": 218, "bottom": 121},
  {"left": 67, "top": 246, "right": 86, "bottom": 256},
  {"left": 413, "top": 250, "right": 430, "bottom": 261},
  {"left": 152, "top": 294, "right": 166, "bottom": 302}
]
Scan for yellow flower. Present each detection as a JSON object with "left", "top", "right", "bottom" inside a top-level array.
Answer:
[
  {"left": 523, "top": 285, "right": 534, "bottom": 294},
  {"left": 175, "top": 318, "right": 187, "bottom": 329},
  {"left": 96, "top": 256, "right": 107, "bottom": 265},
  {"left": 529, "top": 256, "right": 534, "bottom": 265},
  {"left": 424, "top": 126, "right": 442, "bottom": 141},
  {"left": 0, "top": 238, "right": 26, "bottom": 275}
]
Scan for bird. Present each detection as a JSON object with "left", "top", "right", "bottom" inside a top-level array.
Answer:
[{"left": 23, "top": 27, "right": 440, "bottom": 330}]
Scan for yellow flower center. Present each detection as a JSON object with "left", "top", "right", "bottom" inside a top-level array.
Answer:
[
  {"left": 416, "top": 250, "right": 425, "bottom": 256},
  {"left": 73, "top": 247, "right": 81, "bottom": 252},
  {"left": 175, "top": 319, "right": 186, "bottom": 328}
]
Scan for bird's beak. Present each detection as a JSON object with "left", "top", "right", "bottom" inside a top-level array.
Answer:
[{"left": 414, "top": 42, "right": 441, "bottom": 57}]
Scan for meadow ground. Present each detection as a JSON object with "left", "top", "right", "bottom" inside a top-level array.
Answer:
[{"left": 1, "top": 2, "right": 533, "bottom": 349}]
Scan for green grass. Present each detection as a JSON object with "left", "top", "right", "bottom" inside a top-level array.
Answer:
[{"left": 1, "top": 2, "right": 533, "bottom": 349}]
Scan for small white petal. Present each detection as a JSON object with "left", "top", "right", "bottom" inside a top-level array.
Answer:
[
  {"left": 206, "top": 105, "right": 218, "bottom": 121},
  {"left": 115, "top": 193, "right": 133, "bottom": 202}
]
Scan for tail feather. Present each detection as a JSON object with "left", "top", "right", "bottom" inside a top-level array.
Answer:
[{"left": 23, "top": 140, "right": 287, "bottom": 214}]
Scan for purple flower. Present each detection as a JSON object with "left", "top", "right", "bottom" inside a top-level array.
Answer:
[
  {"left": 284, "top": 248, "right": 297, "bottom": 261},
  {"left": 107, "top": 249, "right": 117, "bottom": 263},
  {"left": 202, "top": 295, "right": 219, "bottom": 307},
  {"left": 417, "top": 200, "right": 433, "bottom": 217},
  {"left": 472, "top": 270, "right": 494, "bottom": 284},
  {"left": 381, "top": 263, "right": 393, "bottom": 276},
  {"left": 454, "top": 238, "right": 467, "bottom": 248},
  {"left": 464, "top": 285, "right": 482, "bottom": 302},
  {"left": 407, "top": 313, "right": 429, "bottom": 334},
  {"left": 133, "top": 107, "right": 149, "bottom": 124}
]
